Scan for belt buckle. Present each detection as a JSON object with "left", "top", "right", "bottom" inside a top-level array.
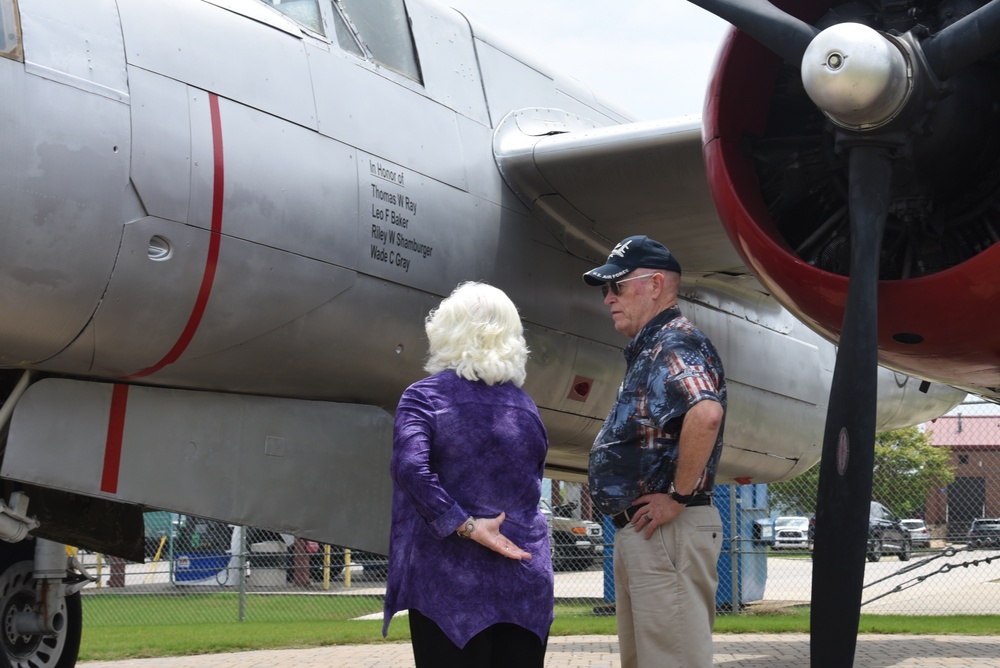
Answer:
[{"left": 613, "top": 507, "right": 635, "bottom": 529}]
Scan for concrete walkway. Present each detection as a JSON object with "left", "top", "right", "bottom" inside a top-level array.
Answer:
[{"left": 78, "top": 634, "right": 1000, "bottom": 667}]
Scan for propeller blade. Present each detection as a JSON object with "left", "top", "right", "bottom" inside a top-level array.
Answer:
[
  {"left": 921, "top": 0, "right": 1000, "bottom": 81},
  {"left": 686, "top": 0, "right": 819, "bottom": 64},
  {"left": 810, "top": 144, "right": 893, "bottom": 668}
]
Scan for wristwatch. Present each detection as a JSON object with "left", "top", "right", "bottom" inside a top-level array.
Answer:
[
  {"left": 457, "top": 517, "right": 476, "bottom": 538},
  {"left": 668, "top": 482, "right": 695, "bottom": 505}
]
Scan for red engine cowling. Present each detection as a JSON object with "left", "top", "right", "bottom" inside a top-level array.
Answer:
[{"left": 702, "top": 0, "right": 1000, "bottom": 396}]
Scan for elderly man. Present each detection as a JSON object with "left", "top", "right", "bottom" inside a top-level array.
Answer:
[{"left": 584, "top": 235, "right": 727, "bottom": 668}]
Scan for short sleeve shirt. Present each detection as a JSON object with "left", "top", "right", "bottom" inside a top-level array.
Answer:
[{"left": 589, "top": 306, "right": 727, "bottom": 516}]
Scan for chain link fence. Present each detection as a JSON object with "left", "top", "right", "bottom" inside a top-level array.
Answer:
[{"left": 79, "top": 407, "right": 1000, "bottom": 628}]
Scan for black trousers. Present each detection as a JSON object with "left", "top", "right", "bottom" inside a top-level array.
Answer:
[{"left": 408, "top": 608, "right": 547, "bottom": 668}]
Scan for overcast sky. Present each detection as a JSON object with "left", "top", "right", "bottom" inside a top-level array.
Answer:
[{"left": 442, "top": 0, "right": 731, "bottom": 120}]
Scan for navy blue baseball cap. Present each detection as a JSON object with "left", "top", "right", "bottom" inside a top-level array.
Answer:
[{"left": 583, "top": 235, "right": 682, "bottom": 285}]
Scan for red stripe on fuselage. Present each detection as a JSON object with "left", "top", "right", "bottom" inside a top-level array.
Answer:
[
  {"left": 100, "top": 384, "right": 130, "bottom": 494},
  {"left": 126, "top": 93, "right": 225, "bottom": 379}
]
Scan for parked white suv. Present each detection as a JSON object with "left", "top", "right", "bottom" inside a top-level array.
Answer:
[
  {"left": 771, "top": 516, "right": 811, "bottom": 550},
  {"left": 539, "top": 499, "right": 603, "bottom": 571}
]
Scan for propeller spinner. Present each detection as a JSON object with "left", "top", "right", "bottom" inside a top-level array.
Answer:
[{"left": 801, "top": 23, "right": 911, "bottom": 129}]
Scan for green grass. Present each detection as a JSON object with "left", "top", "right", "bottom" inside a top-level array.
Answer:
[
  {"left": 76, "top": 594, "right": 1000, "bottom": 661},
  {"left": 83, "top": 593, "right": 385, "bottom": 626},
  {"left": 81, "top": 620, "right": 406, "bottom": 660}
]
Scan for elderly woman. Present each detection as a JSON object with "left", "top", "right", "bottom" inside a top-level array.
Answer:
[{"left": 382, "top": 282, "right": 553, "bottom": 667}]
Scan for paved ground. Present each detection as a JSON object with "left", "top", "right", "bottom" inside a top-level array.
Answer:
[{"left": 77, "top": 634, "right": 1000, "bottom": 667}]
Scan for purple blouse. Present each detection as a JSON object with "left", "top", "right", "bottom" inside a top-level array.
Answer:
[{"left": 382, "top": 371, "right": 554, "bottom": 647}]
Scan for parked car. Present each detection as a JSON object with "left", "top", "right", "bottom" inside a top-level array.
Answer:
[
  {"left": 539, "top": 499, "right": 603, "bottom": 571},
  {"left": 868, "top": 501, "right": 912, "bottom": 562},
  {"left": 771, "top": 516, "right": 811, "bottom": 550},
  {"left": 966, "top": 518, "right": 1000, "bottom": 548},
  {"left": 901, "top": 519, "right": 931, "bottom": 548},
  {"left": 752, "top": 517, "right": 775, "bottom": 546}
]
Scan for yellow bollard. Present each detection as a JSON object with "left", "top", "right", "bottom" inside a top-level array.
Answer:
[
  {"left": 322, "top": 544, "right": 330, "bottom": 590},
  {"left": 143, "top": 536, "right": 168, "bottom": 584}
]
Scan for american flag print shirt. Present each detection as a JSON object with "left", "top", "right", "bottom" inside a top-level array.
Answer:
[{"left": 589, "top": 306, "right": 727, "bottom": 516}]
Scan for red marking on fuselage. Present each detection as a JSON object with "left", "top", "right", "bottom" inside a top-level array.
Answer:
[
  {"left": 100, "top": 384, "right": 130, "bottom": 494},
  {"left": 126, "top": 92, "right": 225, "bottom": 379}
]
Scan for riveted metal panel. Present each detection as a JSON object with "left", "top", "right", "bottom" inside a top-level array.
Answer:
[
  {"left": 207, "top": 95, "right": 360, "bottom": 266},
  {"left": 354, "top": 152, "right": 487, "bottom": 292},
  {"left": 309, "top": 42, "right": 469, "bottom": 191},
  {"left": 876, "top": 369, "right": 965, "bottom": 431},
  {"left": 128, "top": 68, "right": 193, "bottom": 224},
  {"left": 0, "top": 62, "right": 129, "bottom": 365},
  {"left": 473, "top": 39, "right": 625, "bottom": 131},
  {"left": 455, "top": 114, "right": 506, "bottom": 203},
  {"left": 492, "top": 211, "right": 617, "bottom": 344},
  {"left": 141, "top": 273, "right": 437, "bottom": 402},
  {"left": 538, "top": 406, "right": 604, "bottom": 477},
  {"left": 19, "top": 0, "right": 127, "bottom": 98},
  {"left": 474, "top": 39, "right": 557, "bottom": 129},
  {"left": 119, "top": 0, "right": 317, "bottom": 130},
  {"left": 406, "top": 0, "right": 488, "bottom": 125},
  {"left": 87, "top": 217, "right": 356, "bottom": 377},
  {"left": 4, "top": 379, "right": 393, "bottom": 554},
  {"left": 681, "top": 274, "right": 796, "bottom": 334},
  {"left": 687, "top": 298, "right": 824, "bottom": 405},
  {"left": 91, "top": 217, "right": 211, "bottom": 376}
]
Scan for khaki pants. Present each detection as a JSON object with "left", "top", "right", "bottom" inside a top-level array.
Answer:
[{"left": 614, "top": 505, "right": 723, "bottom": 668}]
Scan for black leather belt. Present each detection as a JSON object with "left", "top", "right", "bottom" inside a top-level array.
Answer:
[
  {"left": 611, "top": 495, "right": 712, "bottom": 529},
  {"left": 611, "top": 506, "right": 642, "bottom": 529},
  {"left": 687, "top": 495, "right": 712, "bottom": 508}
]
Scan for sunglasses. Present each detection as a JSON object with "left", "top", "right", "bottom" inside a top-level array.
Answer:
[{"left": 601, "top": 272, "right": 660, "bottom": 298}]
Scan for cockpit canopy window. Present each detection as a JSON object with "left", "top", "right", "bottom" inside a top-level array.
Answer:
[
  {"left": 0, "top": 0, "right": 23, "bottom": 62},
  {"left": 261, "top": 0, "right": 324, "bottom": 35},
  {"left": 334, "top": 0, "right": 422, "bottom": 83},
  {"left": 330, "top": 3, "right": 365, "bottom": 58}
]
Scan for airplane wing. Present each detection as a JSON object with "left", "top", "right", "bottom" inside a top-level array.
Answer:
[{"left": 492, "top": 110, "right": 747, "bottom": 273}]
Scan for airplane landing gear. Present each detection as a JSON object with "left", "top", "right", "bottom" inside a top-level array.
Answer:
[{"left": 0, "top": 561, "right": 81, "bottom": 668}]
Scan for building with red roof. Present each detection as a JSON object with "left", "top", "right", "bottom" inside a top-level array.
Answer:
[{"left": 923, "top": 414, "right": 1000, "bottom": 540}]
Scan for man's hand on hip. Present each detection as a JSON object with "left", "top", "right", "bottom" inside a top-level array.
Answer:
[{"left": 630, "top": 492, "right": 685, "bottom": 539}]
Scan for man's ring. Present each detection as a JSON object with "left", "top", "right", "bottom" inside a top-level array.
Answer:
[{"left": 644, "top": 513, "right": 652, "bottom": 522}]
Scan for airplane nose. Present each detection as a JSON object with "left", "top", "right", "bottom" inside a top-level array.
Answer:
[{"left": 0, "top": 56, "right": 131, "bottom": 365}]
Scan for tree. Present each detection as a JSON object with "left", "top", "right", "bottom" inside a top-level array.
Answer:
[
  {"left": 768, "top": 460, "right": 819, "bottom": 516},
  {"left": 871, "top": 426, "right": 954, "bottom": 518},
  {"left": 768, "top": 426, "right": 955, "bottom": 518}
]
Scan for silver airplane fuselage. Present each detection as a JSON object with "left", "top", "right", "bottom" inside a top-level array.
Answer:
[{"left": 0, "top": 0, "right": 963, "bottom": 559}]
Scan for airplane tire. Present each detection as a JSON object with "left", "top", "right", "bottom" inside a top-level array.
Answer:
[
  {"left": 0, "top": 561, "right": 82, "bottom": 668},
  {"left": 866, "top": 540, "right": 882, "bottom": 563}
]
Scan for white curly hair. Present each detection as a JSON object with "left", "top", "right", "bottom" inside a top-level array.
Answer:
[{"left": 424, "top": 281, "right": 529, "bottom": 387}]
